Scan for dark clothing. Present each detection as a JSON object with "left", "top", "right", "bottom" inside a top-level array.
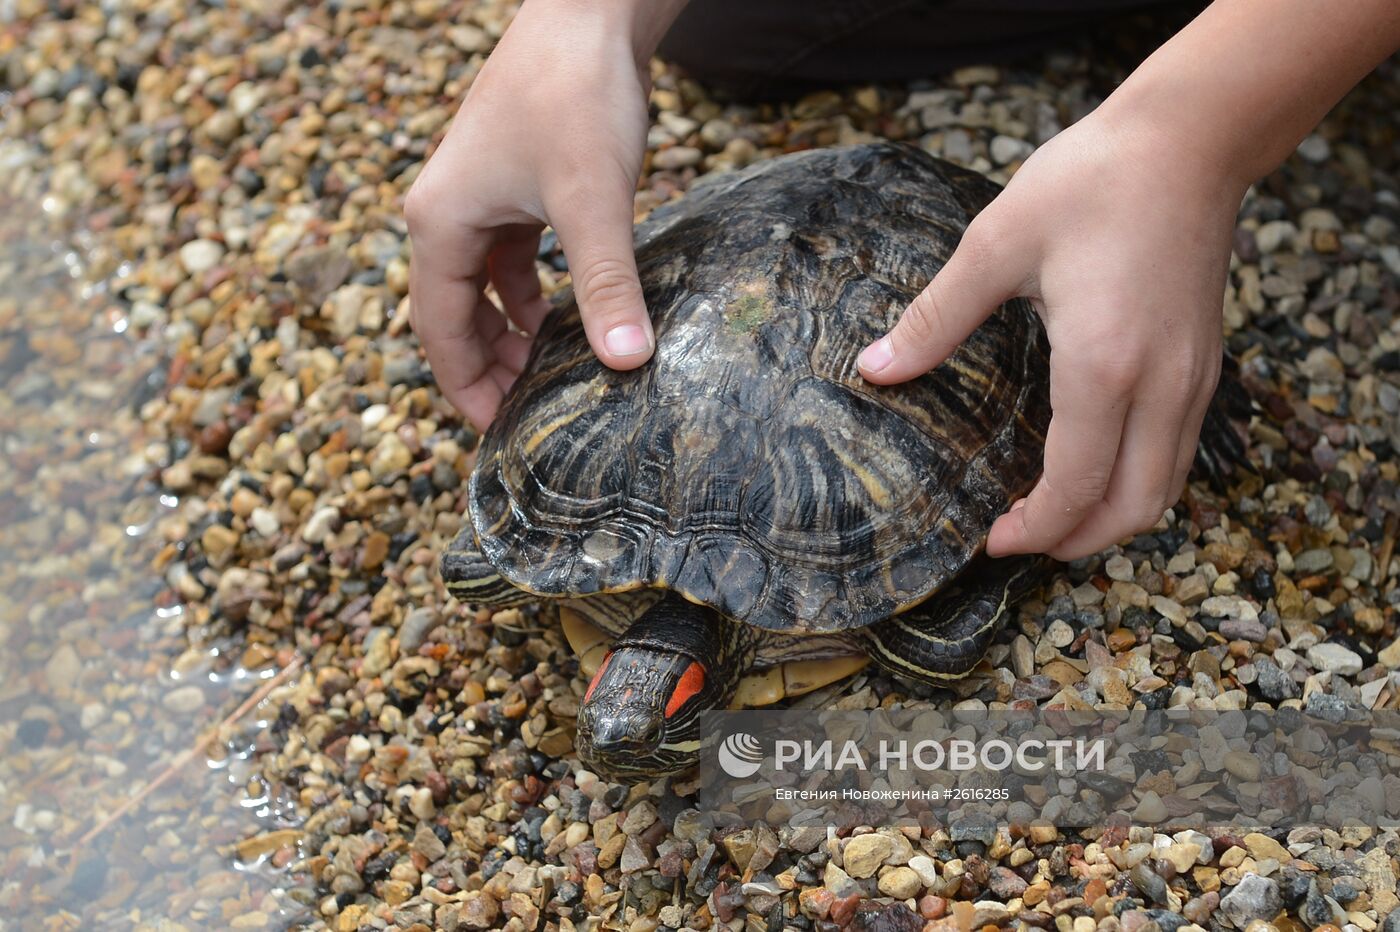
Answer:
[{"left": 659, "top": 0, "right": 1190, "bottom": 98}]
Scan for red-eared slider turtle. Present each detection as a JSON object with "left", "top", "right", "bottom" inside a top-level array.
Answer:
[{"left": 442, "top": 142, "right": 1241, "bottom": 781}]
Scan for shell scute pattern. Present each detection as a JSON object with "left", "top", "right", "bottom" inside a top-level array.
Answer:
[{"left": 470, "top": 143, "right": 1051, "bottom": 632}]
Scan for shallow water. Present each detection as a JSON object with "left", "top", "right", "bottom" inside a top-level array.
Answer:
[{"left": 0, "top": 184, "right": 311, "bottom": 928}]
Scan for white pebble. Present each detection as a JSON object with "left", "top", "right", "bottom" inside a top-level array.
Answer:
[
  {"left": 178, "top": 239, "right": 225, "bottom": 273},
  {"left": 409, "top": 786, "right": 436, "bottom": 820},
  {"left": 1306, "top": 642, "right": 1363, "bottom": 676},
  {"left": 361, "top": 404, "right": 390, "bottom": 430},
  {"left": 250, "top": 507, "right": 280, "bottom": 537},
  {"left": 1104, "top": 554, "right": 1134, "bottom": 582},
  {"left": 989, "top": 135, "right": 1033, "bottom": 165},
  {"left": 302, "top": 506, "right": 340, "bottom": 544},
  {"left": 162, "top": 684, "right": 205, "bottom": 715},
  {"left": 1296, "top": 133, "right": 1331, "bottom": 163}
]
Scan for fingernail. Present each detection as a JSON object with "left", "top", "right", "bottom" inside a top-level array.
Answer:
[
  {"left": 604, "top": 324, "right": 651, "bottom": 357},
  {"left": 858, "top": 337, "right": 893, "bottom": 374}
]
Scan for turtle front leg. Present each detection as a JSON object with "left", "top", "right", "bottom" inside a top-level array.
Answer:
[
  {"left": 864, "top": 554, "right": 1051, "bottom": 682},
  {"left": 440, "top": 527, "right": 535, "bottom": 607},
  {"left": 577, "top": 594, "right": 754, "bottom": 781}
]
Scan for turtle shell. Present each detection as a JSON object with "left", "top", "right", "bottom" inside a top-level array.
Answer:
[{"left": 469, "top": 142, "right": 1050, "bottom": 633}]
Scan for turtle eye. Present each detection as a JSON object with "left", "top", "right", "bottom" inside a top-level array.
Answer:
[
  {"left": 664, "top": 661, "right": 706, "bottom": 719},
  {"left": 584, "top": 652, "right": 614, "bottom": 704}
]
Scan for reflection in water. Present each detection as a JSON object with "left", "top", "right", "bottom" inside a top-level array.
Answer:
[{"left": 0, "top": 182, "right": 312, "bottom": 926}]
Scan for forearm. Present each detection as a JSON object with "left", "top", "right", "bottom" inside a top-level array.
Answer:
[{"left": 1098, "top": 0, "right": 1400, "bottom": 189}]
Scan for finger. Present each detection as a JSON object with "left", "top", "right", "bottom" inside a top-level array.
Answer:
[
  {"left": 1164, "top": 378, "right": 1218, "bottom": 502},
  {"left": 986, "top": 360, "right": 1131, "bottom": 557},
  {"left": 1044, "top": 397, "right": 1187, "bottom": 561},
  {"left": 408, "top": 229, "right": 505, "bottom": 430},
  {"left": 859, "top": 213, "right": 1031, "bottom": 384},
  {"left": 550, "top": 187, "right": 653, "bottom": 370},
  {"left": 492, "top": 328, "right": 534, "bottom": 376},
  {"left": 406, "top": 183, "right": 512, "bottom": 428},
  {"left": 1169, "top": 357, "right": 1224, "bottom": 497},
  {"left": 488, "top": 226, "right": 553, "bottom": 336},
  {"left": 1049, "top": 350, "right": 1221, "bottom": 558}
]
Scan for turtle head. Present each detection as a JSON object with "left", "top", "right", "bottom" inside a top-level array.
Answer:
[
  {"left": 576, "top": 647, "right": 712, "bottom": 778},
  {"left": 574, "top": 595, "right": 743, "bottom": 780}
]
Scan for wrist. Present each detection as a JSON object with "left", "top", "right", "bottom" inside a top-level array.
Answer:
[
  {"left": 1092, "top": 67, "right": 1255, "bottom": 204},
  {"left": 522, "top": 0, "right": 690, "bottom": 66}
]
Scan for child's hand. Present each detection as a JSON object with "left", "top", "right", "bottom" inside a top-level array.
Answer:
[
  {"left": 406, "top": 0, "right": 683, "bottom": 430},
  {"left": 858, "top": 114, "right": 1242, "bottom": 561},
  {"left": 861, "top": 0, "right": 1398, "bottom": 561}
]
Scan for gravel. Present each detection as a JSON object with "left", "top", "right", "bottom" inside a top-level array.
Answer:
[{"left": 2, "top": 2, "right": 1398, "bottom": 930}]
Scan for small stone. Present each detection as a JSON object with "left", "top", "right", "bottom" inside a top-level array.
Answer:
[
  {"left": 162, "top": 684, "right": 205, "bottom": 715},
  {"left": 1105, "top": 554, "right": 1134, "bottom": 582},
  {"left": 877, "top": 866, "right": 922, "bottom": 900},
  {"left": 399, "top": 608, "right": 442, "bottom": 652},
  {"left": 1071, "top": 583, "right": 1104, "bottom": 608},
  {"left": 1297, "top": 134, "right": 1331, "bottom": 163},
  {"left": 699, "top": 119, "right": 736, "bottom": 149},
  {"left": 1162, "top": 842, "right": 1202, "bottom": 874},
  {"left": 950, "top": 812, "right": 997, "bottom": 846},
  {"left": 907, "top": 855, "right": 939, "bottom": 887},
  {"left": 653, "top": 146, "right": 702, "bottom": 170},
  {"left": 842, "top": 834, "right": 894, "bottom": 879},
  {"left": 409, "top": 786, "right": 436, "bottom": 820},
  {"left": 361, "top": 531, "right": 390, "bottom": 570},
  {"left": 411, "top": 823, "right": 447, "bottom": 862},
  {"left": 1133, "top": 791, "right": 1168, "bottom": 822},
  {"left": 459, "top": 891, "right": 499, "bottom": 930},
  {"left": 179, "top": 239, "right": 225, "bottom": 273},
  {"left": 619, "top": 836, "right": 649, "bottom": 873},
  {"left": 202, "top": 524, "right": 239, "bottom": 557},
  {"left": 362, "top": 627, "right": 396, "bottom": 677},
  {"left": 1045, "top": 619, "right": 1075, "bottom": 649},
  {"left": 1202, "top": 595, "right": 1259, "bottom": 623},
  {"left": 952, "top": 65, "right": 1000, "bottom": 85},
  {"left": 1244, "top": 833, "right": 1290, "bottom": 863},
  {"left": 1130, "top": 862, "right": 1168, "bottom": 904},
  {"left": 250, "top": 508, "right": 280, "bottom": 537},
  {"left": 303, "top": 506, "right": 340, "bottom": 544},
  {"left": 370, "top": 435, "right": 413, "bottom": 479},
  {"left": 1220, "top": 874, "right": 1281, "bottom": 927},
  {"left": 1253, "top": 657, "right": 1298, "bottom": 701},
  {"left": 45, "top": 644, "right": 81, "bottom": 691},
  {"left": 990, "top": 135, "right": 1033, "bottom": 165},
  {"left": 987, "top": 866, "right": 1028, "bottom": 899},
  {"left": 1223, "top": 750, "right": 1262, "bottom": 781},
  {"left": 1175, "top": 574, "right": 1211, "bottom": 606},
  {"left": 621, "top": 800, "right": 657, "bottom": 835},
  {"left": 1377, "top": 638, "right": 1400, "bottom": 669},
  {"left": 1219, "top": 618, "right": 1270, "bottom": 648},
  {"left": 1294, "top": 548, "right": 1335, "bottom": 575},
  {"left": 1307, "top": 642, "right": 1363, "bottom": 676},
  {"left": 345, "top": 735, "right": 372, "bottom": 763},
  {"left": 1151, "top": 595, "right": 1188, "bottom": 626}
]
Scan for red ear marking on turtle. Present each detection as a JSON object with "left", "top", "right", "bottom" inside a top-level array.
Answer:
[
  {"left": 584, "top": 652, "right": 613, "bottom": 704},
  {"left": 665, "top": 662, "right": 706, "bottom": 719}
]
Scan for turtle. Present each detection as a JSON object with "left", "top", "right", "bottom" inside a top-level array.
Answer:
[{"left": 441, "top": 142, "right": 1244, "bottom": 781}]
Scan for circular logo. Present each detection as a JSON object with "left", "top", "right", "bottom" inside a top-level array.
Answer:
[{"left": 717, "top": 732, "right": 764, "bottom": 778}]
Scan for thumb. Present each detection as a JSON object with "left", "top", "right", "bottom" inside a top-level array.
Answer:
[
  {"left": 551, "top": 187, "right": 654, "bottom": 370},
  {"left": 858, "top": 216, "right": 1027, "bottom": 384}
]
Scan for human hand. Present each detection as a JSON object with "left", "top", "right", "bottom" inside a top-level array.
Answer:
[
  {"left": 858, "top": 115, "right": 1244, "bottom": 561},
  {"left": 406, "top": 1, "right": 684, "bottom": 430}
]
